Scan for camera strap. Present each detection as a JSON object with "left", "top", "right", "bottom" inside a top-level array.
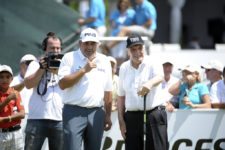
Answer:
[{"left": 37, "top": 70, "right": 48, "bottom": 96}]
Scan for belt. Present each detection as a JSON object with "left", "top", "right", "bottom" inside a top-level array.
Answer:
[
  {"left": 127, "top": 105, "right": 165, "bottom": 113},
  {"left": 65, "top": 104, "right": 103, "bottom": 109},
  {"left": 0, "top": 125, "right": 21, "bottom": 133},
  {"left": 149, "top": 105, "right": 165, "bottom": 112}
]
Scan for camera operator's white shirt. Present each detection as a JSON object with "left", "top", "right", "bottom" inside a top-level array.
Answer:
[
  {"left": 24, "top": 60, "right": 63, "bottom": 121},
  {"left": 58, "top": 49, "right": 113, "bottom": 108}
]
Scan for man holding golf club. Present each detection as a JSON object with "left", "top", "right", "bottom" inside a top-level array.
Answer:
[{"left": 117, "top": 33, "right": 169, "bottom": 150}]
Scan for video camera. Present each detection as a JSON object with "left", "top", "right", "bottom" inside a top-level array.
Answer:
[{"left": 44, "top": 52, "right": 64, "bottom": 69}]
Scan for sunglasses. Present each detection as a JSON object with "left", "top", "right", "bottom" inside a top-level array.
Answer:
[{"left": 24, "top": 60, "right": 33, "bottom": 66}]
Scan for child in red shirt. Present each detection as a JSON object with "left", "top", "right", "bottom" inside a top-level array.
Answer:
[{"left": 0, "top": 65, "right": 25, "bottom": 150}]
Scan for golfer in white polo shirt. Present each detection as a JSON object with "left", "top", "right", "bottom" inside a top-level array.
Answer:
[
  {"left": 117, "top": 34, "right": 168, "bottom": 150},
  {"left": 58, "top": 28, "right": 113, "bottom": 150}
]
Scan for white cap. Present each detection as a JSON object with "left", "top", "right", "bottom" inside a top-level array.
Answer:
[
  {"left": 161, "top": 57, "right": 174, "bottom": 65},
  {"left": 179, "top": 65, "right": 200, "bottom": 73},
  {"left": 0, "top": 65, "right": 13, "bottom": 76},
  {"left": 80, "top": 28, "right": 99, "bottom": 43},
  {"left": 20, "top": 54, "right": 36, "bottom": 63},
  {"left": 108, "top": 56, "right": 117, "bottom": 64},
  {"left": 201, "top": 60, "right": 223, "bottom": 72}
]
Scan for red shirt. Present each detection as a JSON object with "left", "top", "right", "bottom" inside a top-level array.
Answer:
[{"left": 0, "top": 87, "right": 24, "bottom": 128}]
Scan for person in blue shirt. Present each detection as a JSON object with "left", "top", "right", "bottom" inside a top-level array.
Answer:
[
  {"left": 132, "top": 0, "right": 157, "bottom": 37},
  {"left": 169, "top": 65, "right": 211, "bottom": 109},
  {"left": 102, "top": 0, "right": 135, "bottom": 58},
  {"left": 110, "top": 0, "right": 135, "bottom": 36},
  {"left": 102, "top": 0, "right": 157, "bottom": 51},
  {"left": 78, "top": 0, "right": 106, "bottom": 37}
]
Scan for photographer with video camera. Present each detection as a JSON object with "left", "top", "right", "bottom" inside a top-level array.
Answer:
[{"left": 24, "top": 32, "right": 63, "bottom": 150}]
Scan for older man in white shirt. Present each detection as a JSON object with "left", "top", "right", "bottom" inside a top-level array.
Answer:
[{"left": 117, "top": 33, "right": 168, "bottom": 150}]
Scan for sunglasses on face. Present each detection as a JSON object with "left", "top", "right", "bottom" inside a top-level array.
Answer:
[
  {"left": 206, "top": 69, "right": 217, "bottom": 72},
  {"left": 205, "top": 69, "right": 211, "bottom": 72},
  {"left": 24, "top": 60, "right": 33, "bottom": 66}
]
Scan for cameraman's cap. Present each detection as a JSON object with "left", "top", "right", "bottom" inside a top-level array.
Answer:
[
  {"left": 80, "top": 28, "right": 99, "bottom": 43},
  {"left": 126, "top": 34, "right": 144, "bottom": 48},
  {"left": 0, "top": 65, "right": 13, "bottom": 76},
  {"left": 20, "top": 54, "right": 36, "bottom": 63},
  {"left": 201, "top": 60, "right": 223, "bottom": 72}
]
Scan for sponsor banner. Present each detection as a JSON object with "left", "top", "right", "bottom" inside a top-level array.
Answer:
[{"left": 102, "top": 109, "right": 225, "bottom": 150}]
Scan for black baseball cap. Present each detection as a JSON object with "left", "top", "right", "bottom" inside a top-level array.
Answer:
[{"left": 126, "top": 34, "right": 144, "bottom": 48}]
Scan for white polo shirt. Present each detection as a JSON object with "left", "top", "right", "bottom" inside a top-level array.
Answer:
[
  {"left": 117, "top": 56, "right": 164, "bottom": 111},
  {"left": 210, "top": 79, "right": 225, "bottom": 103},
  {"left": 25, "top": 60, "right": 63, "bottom": 121},
  {"left": 157, "top": 76, "right": 179, "bottom": 104},
  {"left": 58, "top": 49, "right": 113, "bottom": 107},
  {"left": 11, "top": 74, "right": 33, "bottom": 114}
]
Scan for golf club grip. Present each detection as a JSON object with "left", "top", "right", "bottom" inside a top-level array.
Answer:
[
  {"left": 143, "top": 94, "right": 147, "bottom": 150},
  {"left": 143, "top": 94, "right": 147, "bottom": 123}
]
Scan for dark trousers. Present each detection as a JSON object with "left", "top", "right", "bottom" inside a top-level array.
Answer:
[
  {"left": 125, "top": 106, "right": 169, "bottom": 150},
  {"left": 25, "top": 119, "right": 63, "bottom": 150}
]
